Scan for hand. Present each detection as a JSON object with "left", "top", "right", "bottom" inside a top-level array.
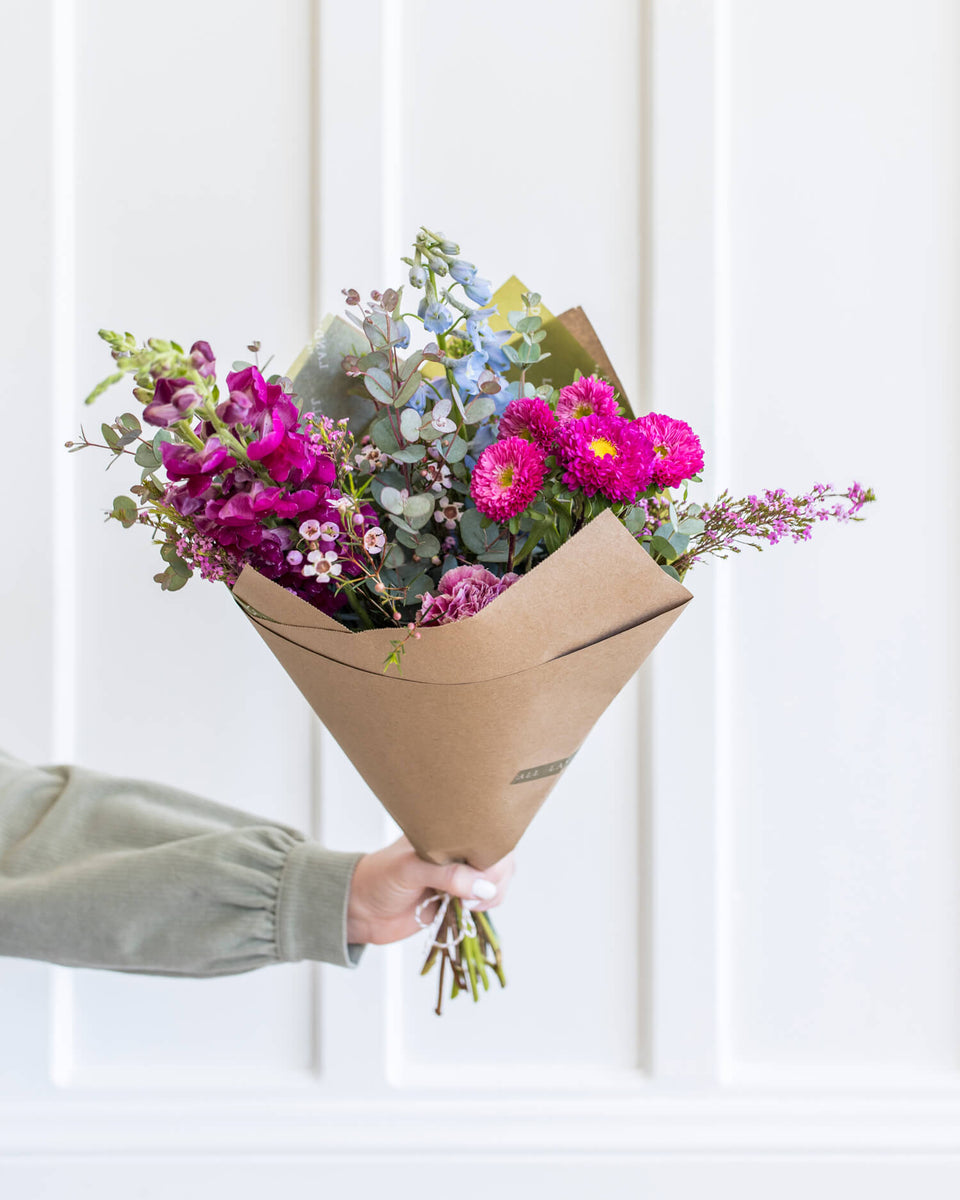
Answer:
[{"left": 346, "top": 835, "right": 515, "bottom": 946}]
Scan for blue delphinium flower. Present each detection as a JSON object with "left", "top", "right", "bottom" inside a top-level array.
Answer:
[
  {"left": 465, "top": 308, "right": 512, "bottom": 375},
  {"left": 407, "top": 372, "right": 450, "bottom": 415},
  {"left": 449, "top": 259, "right": 477, "bottom": 286},
  {"left": 450, "top": 350, "right": 489, "bottom": 397},
  {"left": 463, "top": 275, "right": 493, "bottom": 305},
  {"left": 417, "top": 296, "right": 455, "bottom": 335},
  {"left": 392, "top": 317, "right": 411, "bottom": 349}
]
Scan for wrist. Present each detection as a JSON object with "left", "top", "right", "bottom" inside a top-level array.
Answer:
[{"left": 346, "top": 854, "right": 373, "bottom": 944}]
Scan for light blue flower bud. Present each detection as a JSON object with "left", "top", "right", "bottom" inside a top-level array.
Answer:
[
  {"left": 463, "top": 275, "right": 493, "bottom": 305},
  {"left": 449, "top": 260, "right": 477, "bottom": 286},
  {"left": 408, "top": 264, "right": 427, "bottom": 288},
  {"left": 439, "top": 239, "right": 460, "bottom": 254}
]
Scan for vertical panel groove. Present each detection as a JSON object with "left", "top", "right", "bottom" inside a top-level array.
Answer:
[
  {"left": 711, "top": 0, "right": 734, "bottom": 1083},
  {"left": 49, "top": 0, "right": 78, "bottom": 1088}
]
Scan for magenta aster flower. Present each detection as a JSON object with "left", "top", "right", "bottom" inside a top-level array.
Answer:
[
  {"left": 555, "top": 375, "right": 619, "bottom": 422},
  {"left": 419, "top": 565, "right": 520, "bottom": 626},
  {"left": 470, "top": 436, "right": 546, "bottom": 522},
  {"left": 498, "top": 396, "right": 559, "bottom": 450},
  {"left": 635, "top": 412, "right": 705, "bottom": 489},
  {"left": 556, "top": 414, "right": 655, "bottom": 503}
]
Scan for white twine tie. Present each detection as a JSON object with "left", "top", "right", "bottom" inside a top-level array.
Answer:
[{"left": 415, "top": 891, "right": 476, "bottom": 968}]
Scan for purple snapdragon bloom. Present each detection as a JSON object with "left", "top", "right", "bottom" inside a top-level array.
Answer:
[
  {"left": 189, "top": 340, "right": 216, "bottom": 379},
  {"left": 217, "top": 365, "right": 284, "bottom": 428},
  {"left": 417, "top": 296, "right": 455, "bottom": 335},
  {"left": 143, "top": 377, "right": 202, "bottom": 428},
  {"left": 161, "top": 437, "right": 234, "bottom": 484}
]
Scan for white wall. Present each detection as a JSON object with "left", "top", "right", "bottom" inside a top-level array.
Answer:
[{"left": 1, "top": 0, "right": 958, "bottom": 1195}]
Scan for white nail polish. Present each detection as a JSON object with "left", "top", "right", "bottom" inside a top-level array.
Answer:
[{"left": 472, "top": 878, "right": 497, "bottom": 900}]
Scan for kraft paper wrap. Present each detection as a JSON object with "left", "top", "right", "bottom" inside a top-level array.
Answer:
[{"left": 232, "top": 510, "right": 691, "bottom": 869}]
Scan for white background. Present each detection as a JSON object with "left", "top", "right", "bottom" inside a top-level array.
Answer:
[{"left": 1, "top": 0, "right": 958, "bottom": 1195}]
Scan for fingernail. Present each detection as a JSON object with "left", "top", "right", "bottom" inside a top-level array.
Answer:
[{"left": 472, "top": 878, "right": 497, "bottom": 900}]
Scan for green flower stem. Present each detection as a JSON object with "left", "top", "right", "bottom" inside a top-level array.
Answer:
[
  {"left": 340, "top": 581, "right": 376, "bottom": 629},
  {"left": 174, "top": 420, "right": 204, "bottom": 450}
]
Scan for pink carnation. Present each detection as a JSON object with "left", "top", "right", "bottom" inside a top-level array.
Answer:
[
  {"left": 556, "top": 413, "right": 655, "bottom": 503},
  {"left": 419, "top": 564, "right": 520, "bottom": 626},
  {"left": 498, "top": 396, "right": 560, "bottom": 450},
  {"left": 635, "top": 412, "right": 705, "bottom": 489},
  {"left": 555, "top": 375, "right": 619, "bottom": 422},
  {"left": 470, "top": 436, "right": 546, "bottom": 522}
]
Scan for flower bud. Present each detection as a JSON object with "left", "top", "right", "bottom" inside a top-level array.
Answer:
[
  {"left": 439, "top": 239, "right": 459, "bottom": 255},
  {"left": 408, "top": 264, "right": 427, "bottom": 288},
  {"left": 427, "top": 255, "right": 448, "bottom": 276}
]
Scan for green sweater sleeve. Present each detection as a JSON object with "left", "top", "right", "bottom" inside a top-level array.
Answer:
[{"left": 0, "top": 747, "right": 365, "bottom": 977}]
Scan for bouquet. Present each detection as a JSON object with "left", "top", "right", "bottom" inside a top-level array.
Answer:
[{"left": 73, "top": 226, "right": 874, "bottom": 1013}]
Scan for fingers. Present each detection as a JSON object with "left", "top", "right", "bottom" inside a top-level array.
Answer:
[{"left": 411, "top": 852, "right": 516, "bottom": 910}]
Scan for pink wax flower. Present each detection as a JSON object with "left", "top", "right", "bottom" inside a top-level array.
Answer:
[
  {"left": 555, "top": 375, "right": 619, "bottom": 422},
  {"left": 556, "top": 413, "right": 655, "bottom": 503},
  {"left": 418, "top": 564, "right": 520, "bottom": 626},
  {"left": 635, "top": 412, "right": 705, "bottom": 489},
  {"left": 498, "top": 396, "right": 559, "bottom": 450},
  {"left": 470, "top": 436, "right": 546, "bottom": 523}
]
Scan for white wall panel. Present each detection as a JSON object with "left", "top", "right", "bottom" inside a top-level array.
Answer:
[
  {"left": 719, "top": 0, "right": 960, "bottom": 1075},
  {"left": 62, "top": 0, "right": 319, "bottom": 1083}
]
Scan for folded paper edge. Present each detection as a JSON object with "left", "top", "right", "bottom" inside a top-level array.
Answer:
[{"left": 242, "top": 593, "right": 691, "bottom": 687}]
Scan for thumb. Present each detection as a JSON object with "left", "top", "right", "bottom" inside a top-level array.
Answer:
[{"left": 417, "top": 859, "right": 499, "bottom": 903}]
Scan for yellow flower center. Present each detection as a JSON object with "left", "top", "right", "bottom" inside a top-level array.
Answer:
[
  {"left": 573, "top": 402, "right": 593, "bottom": 418},
  {"left": 496, "top": 465, "right": 515, "bottom": 487},
  {"left": 654, "top": 444, "right": 669, "bottom": 457},
  {"left": 588, "top": 437, "right": 618, "bottom": 459}
]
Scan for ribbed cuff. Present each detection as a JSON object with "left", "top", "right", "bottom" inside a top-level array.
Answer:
[{"left": 276, "top": 841, "right": 366, "bottom": 968}]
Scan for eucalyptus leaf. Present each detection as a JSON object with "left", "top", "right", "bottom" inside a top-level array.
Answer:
[
  {"left": 399, "top": 407, "right": 422, "bottom": 442},
  {"left": 135, "top": 444, "right": 160, "bottom": 468},
  {"left": 363, "top": 374, "right": 394, "bottom": 406},
  {"left": 463, "top": 395, "right": 495, "bottom": 424},
  {"left": 395, "top": 371, "right": 422, "bottom": 407},
  {"left": 403, "top": 572, "right": 432, "bottom": 603},
  {"left": 409, "top": 532, "right": 440, "bottom": 558},
  {"left": 368, "top": 413, "right": 400, "bottom": 453},
  {"left": 650, "top": 535, "right": 677, "bottom": 562},
  {"left": 399, "top": 350, "right": 425, "bottom": 381},
  {"left": 379, "top": 486, "right": 405, "bottom": 515},
  {"left": 459, "top": 506, "right": 504, "bottom": 554},
  {"left": 440, "top": 434, "right": 468, "bottom": 463},
  {"left": 391, "top": 445, "right": 426, "bottom": 464},
  {"left": 403, "top": 492, "right": 434, "bottom": 521}
]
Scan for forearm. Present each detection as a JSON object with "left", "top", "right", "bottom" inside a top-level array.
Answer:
[{"left": 0, "top": 747, "right": 364, "bottom": 977}]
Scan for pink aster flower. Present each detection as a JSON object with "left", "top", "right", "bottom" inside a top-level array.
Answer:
[
  {"left": 635, "top": 412, "right": 705, "bottom": 489},
  {"left": 556, "top": 413, "right": 655, "bottom": 503},
  {"left": 418, "top": 565, "right": 520, "bottom": 626},
  {"left": 555, "top": 375, "right": 619, "bottom": 422},
  {"left": 498, "top": 396, "right": 560, "bottom": 450},
  {"left": 470, "top": 436, "right": 546, "bottom": 523}
]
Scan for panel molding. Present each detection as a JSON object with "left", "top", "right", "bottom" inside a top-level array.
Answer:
[{"left": 6, "top": 1090, "right": 960, "bottom": 1156}]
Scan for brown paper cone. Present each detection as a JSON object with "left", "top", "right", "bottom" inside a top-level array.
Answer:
[{"left": 232, "top": 510, "right": 691, "bottom": 869}]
